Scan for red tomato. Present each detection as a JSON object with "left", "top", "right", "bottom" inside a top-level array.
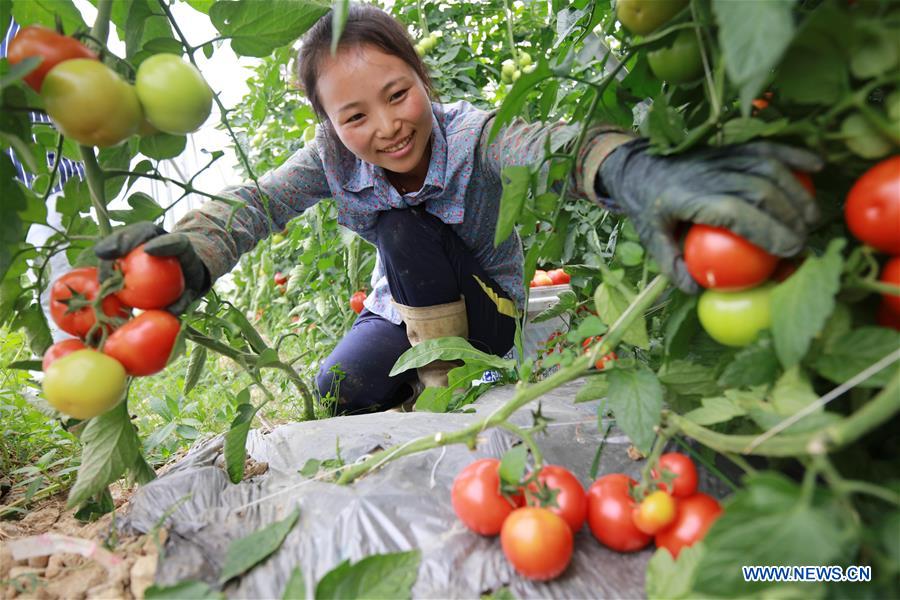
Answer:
[
  {"left": 50, "top": 267, "right": 131, "bottom": 338},
  {"left": 586, "top": 473, "right": 652, "bottom": 552},
  {"left": 655, "top": 493, "right": 722, "bottom": 558},
  {"left": 103, "top": 310, "right": 181, "bottom": 376},
  {"left": 273, "top": 271, "right": 288, "bottom": 286},
  {"left": 7, "top": 26, "right": 98, "bottom": 91},
  {"left": 793, "top": 171, "right": 816, "bottom": 196},
  {"left": 115, "top": 244, "right": 185, "bottom": 309},
  {"left": 877, "top": 299, "right": 900, "bottom": 330},
  {"left": 42, "top": 339, "right": 86, "bottom": 371},
  {"left": 879, "top": 257, "right": 900, "bottom": 314},
  {"left": 582, "top": 336, "right": 617, "bottom": 370},
  {"left": 652, "top": 453, "right": 699, "bottom": 498},
  {"left": 531, "top": 270, "right": 553, "bottom": 287},
  {"left": 349, "top": 290, "right": 366, "bottom": 314},
  {"left": 500, "top": 507, "right": 573, "bottom": 581},
  {"left": 547, "top": 268, "right": 571, "bottom": 285},
  {"left": 632, "top": 490, "right": 676, "bottom": 535},
  {"left": 527, "top": 465, "right": 587, "bottom": 534},
  {"left": 844, "top": 156, "right": 900, "bottom": 254},
  {"left": 452, "top": 458, "right": 522, "bottom": 535},
  {"left": 683, "top": 224, "right": 778, "bottom": 290}
]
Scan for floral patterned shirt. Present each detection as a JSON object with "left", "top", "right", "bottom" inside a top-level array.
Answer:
[{"left": 175, "top": 100, "right": 612, "bottom": 324}]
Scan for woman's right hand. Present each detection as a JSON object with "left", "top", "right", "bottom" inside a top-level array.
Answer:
[{"left": 94, "top": 222, "right": 211, "bottom": 315}]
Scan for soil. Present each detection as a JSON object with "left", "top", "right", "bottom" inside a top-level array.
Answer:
[{"left": 0, "top": 484, "right": 161, "bottom": 600}]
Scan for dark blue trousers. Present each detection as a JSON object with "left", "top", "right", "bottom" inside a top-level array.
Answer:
[{"left": 316, "top": 207, "right": 516, "bottom": 415}]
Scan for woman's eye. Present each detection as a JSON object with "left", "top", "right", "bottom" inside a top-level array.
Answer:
[
  {"left": 390, "top": 89, "right": 408, "bottom": 102},
  {"left": 346, "top": 113, "right": 364, "bottom": 123}
]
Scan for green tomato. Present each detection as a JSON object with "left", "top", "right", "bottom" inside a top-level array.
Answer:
[
  {"left": 41, "top": 59, "right": 142, "bottom": 147},
  {"left": 647, "top": 30, "right": 704, "bottom": 83},
  {"left": 303, "top": 124, "right": 317, "bottom": 143},
  {"left": 841, "top": 113, "right": 892, "bottom": 159},
  {"left": 617, "top": 0, "right": 689, "bottom": 35},
  {"left": 136, "top": 53, "right": 213, "bottom": 135},
  {"left": 415, "top": 42, "right": 426, "bottom": 56},
  {"left": 272, "top": 233, "right": 285, "bottom": 244},
  {"left": 518, "top": 51, "right": 533, "bottom": 68},
  {"left": 511, "top": 69, "right": 522, "bottom": 82},
  {"left": 42, "top": 349, "right": 127, "bottom": 419},
  {"left": 697, "top": 283, "right": 775, "bottom": 347},
  {"left": 501, "top": 59, "right": 517, "bottom": 78}
]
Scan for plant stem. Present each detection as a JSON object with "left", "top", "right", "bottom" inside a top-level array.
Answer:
[
  {"left": 337, "top": 276, "right": 669, "bottom": 484},
  {"left": 272, "top": 361, "right": 316, "bottom": 421},
  {"left": 498, "top": 421, "right": 543, "bottom": 469}
]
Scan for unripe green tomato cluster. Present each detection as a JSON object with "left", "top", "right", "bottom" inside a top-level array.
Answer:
[
  {"left": 500, "top": 52, "right": 536, "bottom": 84},
  {"left": 415, "top": 30, "right": 442, "bottom": 56}
]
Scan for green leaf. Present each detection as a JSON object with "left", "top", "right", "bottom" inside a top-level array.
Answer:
[
  {"left": 10, "top": 303, "right": 52, "bottom": 356},
  {"left": 499, "top": 445, "right": 528, "bottom": 486},
  {"left": 390, "top": 337, "right": 514, "bottom": 376},
  {"left": 770, "top": 366, "right": 819, "bottom": 416},
  {"left": 315, "top": 550, "right": 421, "bottom": 600},
  {"left": 771, "top": 239, "right": 844, "bottom": 368},
  {"left": 139, "top": 133, "right": 187, "bottom": 160},
  {"left": 493, "top": 166, "right": 530, "bottom": 247},
  {"left": 5, "top": 359, "right": 42, "bottom": 371},
  {"left": 108, "top": 193, "right": 165, "bottom": 225},
  {"left": 282, "top": 567, "right": 306, "bottom": 600},
  {"left": 684, "top": 392, "right": 749, "bottom": 426},
  {"left": 575, "top": 374, "right": 608, "bottom": 403},
  {"left": 645, "top": 93, "right": 686, "bottom": 149},
  {"left": 98, "top": 144, "right": 134, "bottom": 201},
  {"left": 223, "top": 403, "right": 257, "bottom": 484},
  {"left": 184, "top": 346, "right": 207, "bottom": 394},
  {"left": 694, "top": 472, "right": 854, "bottom": 596},
  {"left": 67, "top": 402, "right": 139, "bottom": 508},
  {"left": 615, "top": 240, "right": 644, "bottom": 267},
  {"left": 607, "top": 365, "right": 664, "bottom": 454},
  {"left": 414, "top": 387, "right": 452, "bottom": 413},
  {"left": 329, "top": 0, "right": 349, "bottom": 55},
  {"left": 721, "top": 118, "right": 790, "bottom": 145},
  {"left": 531, "top": 289, "right": 576, "bottom": 323},
  {"left": 11, "top": 0, "right": 88, "bottom": 32},
  {"left": 657, "top": 361, "right": 720, "bottom": 397},
  {"left": 813, "top": 327, "right": 900, "bottom": 389},
  {"left": 849, "top": 21, "right": 898, "bottom": 79},
  {"left": 645, "top": 544, "right": 704, "bottom": 600},
  {"left": 774, "top": 6, "right": 849, "bottom": 105},
  {"left": 0, "top": 155, "right": 26, "bottom": 282},
  {"left": 0, "top": 56, "right": 41, "bottom": 91},
  {"left": 219, "top": 507, "right": 301, "bottom": 583},
  {"left": 663, "top": 291, "right": 699, "bottom": 359},
  {"left": 594, "top": 282, "right": 648, "bottom": 349},
  {"left": 209, "top": 0, "right": 330, "bottom": 57},
  {"left": 145, "top": 580, "right": 223, "bottom": 599},
  {"left": 538, "top": 210, "right": 571, "bottom": 262},
  {"left": 713, "top": 0, "right": 795, "bottom": 115},
  {"left": 489, "top": 59, "right": 554, "bottom": 143},
  {"left": 717, "top": 335, "right": 780, "bottom": 388},
  {"left": 568, "top": 315, "right": 607, "bottom": 342}
]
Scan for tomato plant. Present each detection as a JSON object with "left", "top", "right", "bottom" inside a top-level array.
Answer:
[
  {"left": 655, "top": 493, "right": 723, "bottom": 558},
  {"left": 115, "top": 245, "right": 185, "bottom": 310},
  {"left": 103, "top": 310, "right": 181, "bottom": 376},
  {"left": 42, "top": 349, "right": 127, "bottom": 420},
  {"left": 451, "top": 458, "right": 521, "bottom": 535},
  {"left": 527, "top": 464, "right": 587, "bottom": 533},
  {"left": 586, "top": 473, "right": 652, "bottom": 552},
  {"left": 500, "top": 507, "right": 573, "bottom": 581},
  {"left": 652, "top": 453, "right": 698, "bottom": 499},
  {"left": 582, "top": 336, "right": 617, "bottom": 370},
  {"left": 697, "top": 283, "right": 775, "bottom": 347},
  {"left": 7, "top": 25, "right": 97, "bottom": 91},
  {"left": 41, "top": 339, "right": 86, "bottom": 371},
  {"left": 844, "top": 156, "right": 900, "bottom": 254},
  {"left": 49, "top": 267, "right": 130, "bottom": 338},
  {"left": 40, "top": 59, "right": 142, "bottom": 147},
  {"left": 683, "top": 225, "right": 778, "bottom": 290},
  {"left": 349, "top": 290, "right": 366, "bottom": 314},
  {"left": 632, "top": 490, "right": 676, "bottom": 535},
  {"left": 135, "top": 53, "right": 214, "bottom": 135},
  {"left": 879, "top": 257, "right": 900, "bottom": 314}
]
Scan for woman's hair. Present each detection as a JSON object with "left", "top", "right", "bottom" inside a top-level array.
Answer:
[{"left": 297, "top": 4, "right": 434, "bottom": 123}]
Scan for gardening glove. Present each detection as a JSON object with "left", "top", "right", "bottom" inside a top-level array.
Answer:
[
  {"left": 596, "top": 139, "right": 823, "bottom": 293},
  {"left": 95, "top": 221, "right": 211, "bottom": 315}
]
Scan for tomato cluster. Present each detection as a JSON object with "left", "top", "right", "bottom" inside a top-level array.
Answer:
[
  {"left": 42, "top": 247, "right": 185, "bottom": 419},
  {"left": 844, "top": 157, "right": 900, "bottom": 330},
  {"left": 8, "top": 26, "right": 213, "bottom": 148},
  {"left": 450, "top": 452, "right": 721, "bottom": 581},
  {"left": 530, "top": 267, "right": 570, "bottom": 287}
]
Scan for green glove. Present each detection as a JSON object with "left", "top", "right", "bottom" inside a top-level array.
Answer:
[
  {"left": 94, "top": 222, "right": 211, "bottom": 315},
  {"left": 596, "top": 139, "right": 822, "bottom": 293}
]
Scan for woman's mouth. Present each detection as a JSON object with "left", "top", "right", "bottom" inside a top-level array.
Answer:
[{"left": 379, "top": 132, "right": 414, "bottom": 156}]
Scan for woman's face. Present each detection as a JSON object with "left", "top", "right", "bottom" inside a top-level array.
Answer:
[{"left": 317, "top": 44, "right": 433, "bottom": 180}]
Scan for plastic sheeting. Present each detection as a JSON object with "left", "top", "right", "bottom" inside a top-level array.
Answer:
[{"left": 123, "top": 378, "right": 727, "bottom": 598}]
